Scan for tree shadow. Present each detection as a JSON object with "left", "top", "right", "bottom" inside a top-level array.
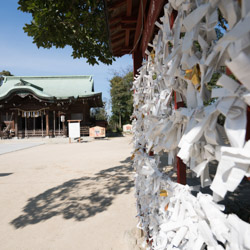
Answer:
[
  {"left": 10, "top": 158, "right": 134, "bottom": 229},
  {"left": 0, "top": 173, "right": 13, "bottom": 177}
]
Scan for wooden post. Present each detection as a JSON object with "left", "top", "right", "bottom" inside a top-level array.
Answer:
[
  {"left": 174, "top": 92, "right": 187, "bottom": 185},
  {"left": 46, "top": 111, "right": 49, "bottom": 137},
  {"left": 133, "top": 49, "right": 143, "bottom": 76},
  {"left": 15, "top": 111, "right": 18, "bottom": 138},
  {"left": 168, "top": 11, "right": 186, "bottom": 185},
  {"left": 25, "top": 115, "right": 27, "bottom": 138},
  {"left": 33, "top": 115, "right": 35, "bottom": 135},
  {"left": 63, "top": 120, "right": 66, "bottom": 137},
  {"left": 246, "top": 107, "right": 250, "bottom": 141},
  {"left": 58, "top": 111, "right": 60, "bottom": 135},
  {"left": 41, "top": 113, "right": 44, "bottom": 137},
  {"left": 53, "top": 111, "right": 56, "bottom": 137}
]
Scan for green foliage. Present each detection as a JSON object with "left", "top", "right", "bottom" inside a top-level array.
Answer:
[
  {"left": 0, "top": 70, "right": 13, "bottom": 76},
  {"left": 18, "top": 0, "right": 115, "bottom": 65},
  {"left": 110, "top": 71, "right": 133, "bottom": 129},
  {"left": 91, "top": 102, "right": 108, "bottom": 121}
]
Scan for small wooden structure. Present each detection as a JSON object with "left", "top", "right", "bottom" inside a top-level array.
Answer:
[
  {"left": 123, "top": 124, "right": 132, "bottom": 133},
  {"left": 68, "top": 120, "right": 81, "bottom": 143},
  {"left": 0, "top": 76, "right": 103, "bottom": 138},
  {"left": 89, "top": 126, "right": 106, "bottom": 138}
]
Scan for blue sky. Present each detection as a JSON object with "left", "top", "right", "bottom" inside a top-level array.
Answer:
[{"left": 0, "top": 0, "right": 133, "bottom": 103}]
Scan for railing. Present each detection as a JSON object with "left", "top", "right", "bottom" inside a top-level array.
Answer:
[
  {"left": 80, "top": 126, "right": 89, "bottom": 136},
  {"left": 17, "top": 129, "right": 64, "bottom": 138}
]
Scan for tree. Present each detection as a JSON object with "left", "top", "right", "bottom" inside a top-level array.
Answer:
[
  {"left": 90, "top": 102, "right": 108, "bottom": 121},
  {"left": 18, "top": 0, "right": 114, "bottom": 65},
  {"left": 110, "top": 71, "right": 133, "bottom": 129},
  {"left": 0, "top": 70, "right": 13, "bottom": 85},
  {"left": 0, "top": 70, "right": 13, "bottom": 76}
]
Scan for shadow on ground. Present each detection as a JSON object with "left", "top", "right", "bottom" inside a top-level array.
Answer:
[
  {"left": 0, "top": 173, "right": 13, "bottom": 177},
  {"left": 11, "top": 157, "right": 134, "bottom": 229}
]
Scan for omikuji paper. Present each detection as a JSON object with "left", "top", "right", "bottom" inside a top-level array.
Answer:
[{"left": 132, "top": 0, "right": 250, "bottom": 249}]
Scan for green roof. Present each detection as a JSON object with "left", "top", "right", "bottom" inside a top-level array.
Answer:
[{"left": 0, "top": 75, "right": 101, "bottom": 100}]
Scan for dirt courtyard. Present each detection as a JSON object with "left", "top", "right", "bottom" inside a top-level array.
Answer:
[{"left": 0, "top": 136, "right": 138, "bottom": 250}]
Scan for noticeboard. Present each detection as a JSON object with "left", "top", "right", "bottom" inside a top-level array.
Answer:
[
  {"left": 89, "top": 126, "right": 105, "bottom": 138},
  {"left": 68, "top": 122, "right": 80, "bottom": 138},
  {"left": 123, "top": 124, "right": 132, "bottom": 132}
]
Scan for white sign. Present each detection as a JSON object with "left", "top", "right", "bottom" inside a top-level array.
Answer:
[{"left": 68, "top": 122, "right": 80, "bottom": 138}]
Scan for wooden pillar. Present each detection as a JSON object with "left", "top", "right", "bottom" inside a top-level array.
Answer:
[
  {"left": 63, "top": 120, "right": 66, "bottom": 137},
  {"left": 41, "top": 113, "right": 44, "bottom": 137},
  {"left": 46, "top": 111, "right": 49, "bottom": 137},
  {"left": 174, "top": 92, "right": 186, "bottom": 185},
  {"left": 246, "top": 107, "right": 250, "bottom": 181},
  {"left": 15, "top": 111, "right": 18, "bottom": 138},
  {"left": 133, "top": 49, "right": 143, "bottom": 76},
  {"left": 33, "top": 115, "right": 35, "bottom": 135},
  {"left": 53, "top": 111, "right": 56, "bottom": 137},
  {"left": 167, "top": 11, "right": 186, "bottom": 185},
  {"left": 246, "top": 107, "right": 250, "bottom": 141},
  {"left": 58, "top": 111, "right": 61, "bottom": 136},
  {"left": 25, "top": 115, "right": 27, "bottom": 138}
]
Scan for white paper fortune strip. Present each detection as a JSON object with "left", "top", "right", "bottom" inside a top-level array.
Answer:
[{"left": 132, "top": 0, "right": 250, "bottom": 249}]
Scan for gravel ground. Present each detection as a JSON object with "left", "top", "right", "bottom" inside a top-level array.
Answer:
[{"left": 0, "top": 135, "right": 140, "bottom": 250}]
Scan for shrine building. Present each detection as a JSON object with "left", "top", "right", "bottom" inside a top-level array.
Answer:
[{"left": 0, "top": 75, "right": 103, "bottom": 138}]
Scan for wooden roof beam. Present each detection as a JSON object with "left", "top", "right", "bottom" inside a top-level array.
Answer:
[
  {"left": 125, "top": 29, "right": 130, "bottom": 47},
  {"left": 110, "top": 15, "right": 137, "bottom": 26},
  {"left": 110, "top": 23, "right": 121, "bottom": 30},
  {"left": 108, "top": 0, "right": 126, "bottom": 10},
  {"left": 121, "top": 23, "right": 136, "bottom": 30},
  {"left": 111, "top": 32, "right": 125, "bottom": 40},
  {"left": 133, "top": 0, "right": 148, "bottom": 52},
  {"left": 125, "top": 0, "right": 132, "bottom": 47},
  {"left": 121, "top": 16, "right": 137, "bottom": 23},
  {"left": 111, "top": 34, "right": 125, "bottom": 44},
  {"left": 109, "top": 16, "right": 122, "bottom": 25},
  {"left": 113, "top": 46, "right": 132, "bottom": 54},
  {"left": 112, "top": 45, "right": 122, "bottom": 52},
  {"left": 121, "top": 47, "right": 133, "bottom": 53}
]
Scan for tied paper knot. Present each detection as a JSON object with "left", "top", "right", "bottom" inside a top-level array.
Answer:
[{"left": 132, "top": 0, "right": 250, "bottom": 249}]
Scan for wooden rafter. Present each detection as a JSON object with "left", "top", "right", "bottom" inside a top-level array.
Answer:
[
  {"left": 108, "top": 0, "right": 126, "bottom": 10},
  {"left": 111, "top": 32, "right": 125, "bottom": 40},
  {"left": 111, "top": 34, "right": 125, "bottom": 44},
  {"left": 109, "top": 15, "right": 122, "bottom": 25},
  {"left": 121, "top": 23, "right": 136, "bottom": 30},
  {"left": 125, "top": 0, "right": 133, "bottom": 48},
  {"left": 121, "top": 16, "right": 137, "bottom": 23},
  {"left": 110, "top": 23, "right": 121, "bottom": 31},
  {"left": 121, "top": 47, "right": 132, "bottom": 53}
]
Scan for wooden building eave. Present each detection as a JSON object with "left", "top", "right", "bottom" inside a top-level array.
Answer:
[{"left": 105, "top": 0, "right": 168, "bottom": 73}]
